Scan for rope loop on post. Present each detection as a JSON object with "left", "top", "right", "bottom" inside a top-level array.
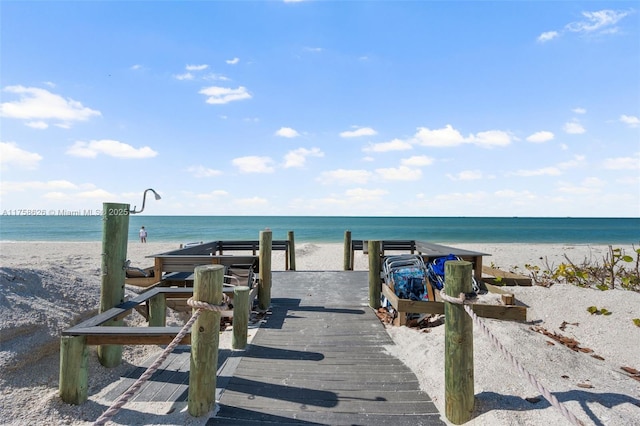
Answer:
[
  {"left": 187, "top": 297, "right": 228, "bottom": 312},
  {"left": 439, "top": 290, "right": 477, "bottom": 305}
]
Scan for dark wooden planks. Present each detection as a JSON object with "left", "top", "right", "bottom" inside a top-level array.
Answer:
[{"left": 208, "top": 271, "right": 444, "bottom": 426}]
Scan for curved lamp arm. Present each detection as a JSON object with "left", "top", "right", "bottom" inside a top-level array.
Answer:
[{"left": 130, "top": 188, "right": 161, "bottom": 214}]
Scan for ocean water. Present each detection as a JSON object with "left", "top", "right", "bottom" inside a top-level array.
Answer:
[{"left": 0, "top": 215, "right": 638, "bottom": 244}]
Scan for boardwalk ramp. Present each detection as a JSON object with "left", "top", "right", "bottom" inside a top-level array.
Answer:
[{"left": 208, "top": 271, "right": 443, "bottom": 425}]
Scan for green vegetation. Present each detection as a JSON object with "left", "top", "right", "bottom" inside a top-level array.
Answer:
[
  {"left": 523, "top": 245, "right": 640, "bottom": 292},
  {"left": 587, "top": 306, "right": 612, "bottom": 315},
  {"left": 632, "top": 318, "right": 640, "bottom": 327}
]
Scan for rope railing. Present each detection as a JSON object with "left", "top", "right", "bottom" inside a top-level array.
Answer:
[
  {"left": 440, "top": 289, "right": 584, "bottom": 426},
  {"left": 92, "top": 298, "right": 228, "bottom": 426}
]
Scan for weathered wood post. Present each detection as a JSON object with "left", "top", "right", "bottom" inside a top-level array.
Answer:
[
  {"left": 188, "top": 264, "right": 223, "bottom": 417},
  {"left": 232, "top": 286, "right": 250, "bottom": 349},
  {"left": 444, "top": 260, "right": 474, "bottom": 424},
  {"left": 343, "top": 230, "right": 352, "bottom": 271},
  {"left": 59, "top": 335, "right": 88, "bottom": 404},
  {"left": 287, "top": 230, "right": 296, "bottom": 271},
  {"left": 148, "top": 293, "right": 166, "bottom": 327},
  {"left": 98, "top": 202, "right": 129, "bottom": 368},
  {"left": 368, "top": 240, "right": 381, "bottom": 309},
  {"left": 258, "top": 229, "right": 272, "bottom": 311}
]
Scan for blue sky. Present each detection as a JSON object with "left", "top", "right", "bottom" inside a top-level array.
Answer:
[{"left": 1, "top": 1, "right": 639, "bottom": 217}]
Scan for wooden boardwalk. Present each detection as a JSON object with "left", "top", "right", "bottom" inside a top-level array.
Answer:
[
  {"left": 102, "top": 271, "right": 443, "bottom": 425},
  {"left": 208, "top": 271, "right": 443, "bottom": 425}
]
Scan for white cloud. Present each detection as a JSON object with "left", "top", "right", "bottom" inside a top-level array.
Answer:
[
  {"left": 317, "top": 169, "right": 372, "bottom": 185},
  {"left": 565, "top": 10, "right": 631, "bottom": 34},
  {"left": 175, "top": 72, "right": 194, "bottom": 80},
  {"left": 26, "top": 121, "right": 49, "bottom": 129},
  {"left": 77, "top": 189, "right": 115, "bottom": 199},
  {"left": 446, "top": 170, "right": 483, "bottom": 181},
  {"left": 494, "top": 189, "right": 536, "bottom": 200},
  {"left": 603, "top": 154, "right": 640, "bottom": 170},
  {"left": 556, "top": 177, "right": 605, "bottom": 194},
  {"left": 196, "top": 190, "right": 229, "bottom": 200},
  {"left": 539, "top": 9, "right": 632, "bottom": 43},
  {"left": 620, "top": 114, "right": 640, "bottom": 127},
  {"left": 226, "top": 58, "right": 240, "bottom": 65},
  {"left": 275, "top": 127, "right": 300, "bottom": 138},
  {"left": 43, "top": 191, "right": 70, "bottom": 200},
  {"left": 573, "top": 107, "right": 587, "bottom": 114},
  {"left": 304, "top": 46, "right": 323, "bottom": 52},
  {"left": 186, "top": 64, "right": 209, "bottom": 71},
  {"left": 344, "top": 188, "right": 388, "bottom": 201},
  {"left": 511, "top": 155, "right": 585, "bottom": 177},
  {"left": 0, "top": 86, "right": 101, "bottom": 127},
  {"left": 414, "top": 125, "right": 466, "bottom": 147},
  {"left": 526, "top": 131, "right": 554, "bottom": 143},
  {"left": 66, "top": 139, "right": 158, "bottom": 159},
  {"left": 0, "top": 142, "right": 43, "bottom": 170},
  {"left": 199, "top": 86, "right": 251, "bottom": 104},
  {"left": 401, "top": 155, "right": 434, "bottom": 167},
  {"left": 364, "top": 138, "right": 412, "bottom": 153},
  {"left": 557, "top": 155, "right": 586, "bottom": 169},
  {"left": 563, "top": 120, "right": 586, "bottom": 134},
  {"left": 376, "top": 166, "right": 422, "bottom": 181},
  {"left": 413, "top": 125, "right": 512, "bottom": 148},
  {"left": 339, "top": 126, "right": 377, "bottom": 138},
  {"left": 234, "top": 196, "right": 268, "bottom": 207},
  {"left": 469, "top": 130, "right": 512, "bottom": 148},
  {"left": 283, "top": 147, "right": 324, "bottom": 168},
  {"left": 1, "top": 180, "right": 78, "bottom": 193},
  {"left": 232, "top": 156, "right": 274, "bottom": 173},
  {"left": 131, "top": 64, "right": 143, "bottom": 70},
  {"left": 203, "top": 73, "right": 230, "bottom": 82},
  {"left": 512, "top": 167, "right": 562, "bottom": 177},
  {"left": 537, "top": 31, "right": 559, "bottom": 43},
  {"left": 187, "top": 165, "right": 223, "bottom": 177}
]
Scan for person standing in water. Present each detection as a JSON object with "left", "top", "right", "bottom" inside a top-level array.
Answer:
[{"left": 139, "top": 226, "right": 147, "bottom": 243}]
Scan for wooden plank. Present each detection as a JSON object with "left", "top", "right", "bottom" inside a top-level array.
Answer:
[
  {"left": 383, "top": 284, "right": 526, "bottom": 322},
  {"left": 82, "top": 327, "right": 191, "bottom": 345},
  {"left": 482, "top": 266, "right": 532, "bottom": 286}
]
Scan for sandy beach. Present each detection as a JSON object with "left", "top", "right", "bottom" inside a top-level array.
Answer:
[{"left": 1, "top": 241, "right": 639, "bottom": 425}]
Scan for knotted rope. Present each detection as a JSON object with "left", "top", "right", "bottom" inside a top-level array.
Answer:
[
  {"left": 441, "top": 290, "right": 584, "bottom": 426},
  {"left": 93, "top": 297, "right": 228, "bottom": 426}
]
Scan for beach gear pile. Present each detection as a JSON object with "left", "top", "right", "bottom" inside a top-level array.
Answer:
[{"left": 381, "top": 253, "right": 482, "bottom": 315}]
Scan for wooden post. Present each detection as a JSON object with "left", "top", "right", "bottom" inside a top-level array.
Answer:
[
  {"left": 98, "top": 202, "right": 129, "bottom": 368},
  {"left": 343, "top": 230, "right": 352, "bottom": 271},
  {"left": 188, "top": 264, "right": 223, "bottom": 417},
  {"left": 368, "top": 240, "right": 381, "bottom": 309},
  {"left": 232, "top": 286, "right": 250, "bottom": 350},
  {"left": 258, "top": 229, "right": 272, "bottom": 311},
  {"left": 444, "top": 260, "right": 474, "bottom": 424},
  {"left": 148, "top": 293, "right": 166, "bottom": 326},
  {"left": 287, "top": 230, "right": 296, "bottom": 271},
  {"left": 59, "top": 335, "right": 88, "bottom": 404}
]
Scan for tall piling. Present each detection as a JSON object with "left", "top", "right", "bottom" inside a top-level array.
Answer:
[
  {"left": 188, "top": 264, "right": 223, "bottom": 417},
  {"left": 444, "top": 260, "right": 475, "bottom": 424},
  {"left": 258, "top": 229, "right": 272, "bottom": 311},
  {"left": 343, "top": 230, "right": 352, "bottom": 271},
  {"left": 368, "top": 240, "right": 381, "bottom": 309},
  {"left": 287, "top": 230, "right": 296, "bottom": 271},
  {"left": 97, "top": 202, "right": 129, "bottom": 368}
]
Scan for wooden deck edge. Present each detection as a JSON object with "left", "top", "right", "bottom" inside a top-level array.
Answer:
[
  {"left": 382, "top": 283, "right": 526, "bottom": 323},
  {"left": 482, "top": 266, "right": 532, "bottom": 286}
]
